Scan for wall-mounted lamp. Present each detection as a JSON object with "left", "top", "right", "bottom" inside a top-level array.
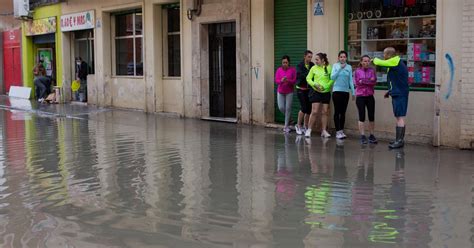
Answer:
[{"left": 186, "top": 0, "right": 202, "bottom": 21}]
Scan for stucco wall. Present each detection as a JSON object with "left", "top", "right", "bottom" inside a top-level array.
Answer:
[
  {"left": 163, "top": 78, "right": 183, "bottom": 114},
  {"left": 459, "top": 0, "right": 474, "bottom": 149},
  {"left": 0, "top": 0, "right": 21, "bottom": 31},
  {"left": 434, "top": 0, "right": 464, "bottom": 147},
  {"left": 250, "top": 0, "right": 274, "bottom": 124}
]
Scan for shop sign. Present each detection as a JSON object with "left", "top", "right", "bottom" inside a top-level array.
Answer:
[
  {"left": 313, "top": 0, "right": 324, "bottom": 16},
  {"left": 24, "top": 17, "right": 56, "bottom": 36},
  {"left": 60, "top": 10, "right": 95, "bottom": 32}
]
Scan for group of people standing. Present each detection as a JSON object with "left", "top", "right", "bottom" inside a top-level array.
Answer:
[{"left": 275, "top": 47, "right": 409, "bottom": 149}]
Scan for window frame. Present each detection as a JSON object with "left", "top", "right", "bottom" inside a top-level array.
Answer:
[
  {"left": 112, "top": 10, "right": 144, "bottom": 77},
  {"left": 162, "top": 5, "right": 181, "bottom": 78}
]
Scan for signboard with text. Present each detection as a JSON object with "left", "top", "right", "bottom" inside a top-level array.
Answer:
[
  {"left": 24, "top": 17, "right": 56, "bottom": 36},
  {"left": 60, "top": 10, "right": 95, "bottom": 32}
]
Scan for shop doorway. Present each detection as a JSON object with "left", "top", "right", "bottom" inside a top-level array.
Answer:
[
  {"left": 208, "top": 22, "right": 236, "bottom": 118},
  {"left": 2, "top": 29, "right": 22, "bottom": 93},
  {"left": 34, "top": 34, "right": 56, "bottom": 86},
  {"left": 72, "top": 30, "right": 94, "bottom": 102}
]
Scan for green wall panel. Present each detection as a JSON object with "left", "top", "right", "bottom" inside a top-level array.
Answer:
[{"left": 274, "top": 0, "right": 307, "bottom": 124}]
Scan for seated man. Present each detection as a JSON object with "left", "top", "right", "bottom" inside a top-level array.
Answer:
[
  {"left": 33, "top": 63, "right": 52, "bottom": 102},
  {"left": 34, "top": 76, "right": 51, "bottom": 102}
]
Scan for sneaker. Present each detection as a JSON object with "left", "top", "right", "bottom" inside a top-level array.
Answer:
[
  {"left": 283, "top": 127, "right": 291, "bottom": 133},
  {"left": 305, "top": 129, "right": 312, "bottom": 138},
  {"left": 295, "top": 135, "right": 303, "bottom": 144},
  {"left": 360, "top": 135, "right": 368, "bottom": 145},
  {"left": 368, "top": 134, "right": 378, "bottom": 144},
  {"left": 336, "top": 131, "right": 344, "bottom": 139},
  {"left": 38, "top": 98, "right": 44, "bottom": 103},
  {"left": 295, "top": 125, "right": 303, "bottom": 135},
  {"left": 321, "top": 130, "right": 331, "bottom": 138},
  {"left": 340, "top": 131, "right": 347, "bottom": 139}
]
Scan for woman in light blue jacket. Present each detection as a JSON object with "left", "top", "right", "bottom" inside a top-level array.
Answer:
[{"left": 331, "top": 51, "right": 355, "bottom": 140}]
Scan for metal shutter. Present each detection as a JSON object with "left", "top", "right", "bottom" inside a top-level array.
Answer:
[{"left": 274, "top": 0, "right": 307, "bottom": 124}]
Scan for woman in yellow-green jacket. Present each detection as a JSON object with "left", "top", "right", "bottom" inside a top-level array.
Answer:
[{"left": 305, "top": 53, "right": 334, "bottom": 138}]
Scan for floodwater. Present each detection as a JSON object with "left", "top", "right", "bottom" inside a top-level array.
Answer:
[{"left": 0, "top": 108, "right": 472, "bottom": 247}]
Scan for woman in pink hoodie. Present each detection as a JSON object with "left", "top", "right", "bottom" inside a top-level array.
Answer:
[
  {"left": 275, "top": 55, "right": 297, "bottom": 133},
  {"left": 354, "top": 55, "right": 378, "bottom": 144}
]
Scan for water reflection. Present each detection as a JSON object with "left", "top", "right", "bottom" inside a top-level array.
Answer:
[{"left": 0, "top": 109, "right": 471, "bottom": 247}]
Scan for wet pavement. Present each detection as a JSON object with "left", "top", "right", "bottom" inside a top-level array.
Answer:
[{"left": 0, "top": 97, "right": 472, "bottom": 247}]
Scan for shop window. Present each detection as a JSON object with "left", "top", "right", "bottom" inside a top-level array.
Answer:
[
  {"left": 163, "top": 5, "right": 181, "bottom": 77},
  {"left": 113, "top": 10, "right": 143, "bottom": 76},
  {"left": 347, "top": 1, "right": 436, "bottom": 91}
]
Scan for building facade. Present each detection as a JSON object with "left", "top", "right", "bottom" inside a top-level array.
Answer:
[
  {"left": 14, "top": 0, "right": 474, "bottom": 149},
  {"left": 1, "top": 0, "right": 22, "bottom": 95}
]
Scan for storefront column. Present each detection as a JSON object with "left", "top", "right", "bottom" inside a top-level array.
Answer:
[{"left": 250, "top": 0, "right": 274, "bottom": 124}]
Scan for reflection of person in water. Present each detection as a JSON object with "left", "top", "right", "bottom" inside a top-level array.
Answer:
[
  {"left": 275, "top": 135, "right": 296, "bottom": 204},
  {"left": 308, "top": 139, "right": 330, "bottom": 175},
  {"left": 369, "top": 150, "right": 406, "bottom": 245},
  {"left": 350, "top": 147, "right": 375, "bottom": 244},
  {"left": 303, "top": 141, "right": 344, "bottom": 247},
  {"left": 329, "top": 143, "right": 350, "bottom": 217}
]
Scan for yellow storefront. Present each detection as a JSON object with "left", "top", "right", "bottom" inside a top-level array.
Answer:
[{"left": 21, "top": 4, "right": 63, "bottom": 98}]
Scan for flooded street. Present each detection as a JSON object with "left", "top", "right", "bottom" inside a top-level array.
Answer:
[{"left": 0, "top": 106, "right": 472, "bottom": 247}]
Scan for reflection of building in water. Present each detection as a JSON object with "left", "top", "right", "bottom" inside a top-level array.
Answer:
[{"left": 429, "top": 150, "right": 473, "bottom": 248}]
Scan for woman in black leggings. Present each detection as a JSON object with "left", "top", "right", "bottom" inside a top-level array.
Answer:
[
  {"left": 331, "top": 51, "right": 355, "bottom": 139},
  {"left": 354, "top": 55, "right": 377, "bottom": 144}
]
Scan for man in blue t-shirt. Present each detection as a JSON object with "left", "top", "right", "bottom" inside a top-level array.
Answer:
[{"left": 373, "top": 47, "right": 409, "bottom": 149}]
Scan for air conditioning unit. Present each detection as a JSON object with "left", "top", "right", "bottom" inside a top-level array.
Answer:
[{"left": 13, "top": 0, "right": 31, "bottom": 19}]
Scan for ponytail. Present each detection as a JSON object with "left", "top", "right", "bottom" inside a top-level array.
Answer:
[{"left": 316, "top": 52, "right": 329, "bottom": 74}]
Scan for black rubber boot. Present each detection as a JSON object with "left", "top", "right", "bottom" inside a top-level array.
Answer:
[{"left": 389, "top": 126, "right": 405, "bottom": 149}]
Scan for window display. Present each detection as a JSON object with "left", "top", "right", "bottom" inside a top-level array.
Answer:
[{"left": 347, "top": 1, "right": 436, "bottom": 90}]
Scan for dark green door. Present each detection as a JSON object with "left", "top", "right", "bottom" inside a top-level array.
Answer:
[{"left": 274, "top": 0, "right": 308, "bottom": 123}]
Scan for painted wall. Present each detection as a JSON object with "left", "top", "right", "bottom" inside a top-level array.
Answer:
[
  {"left": 21, "top": 4, "right": 63, "bottom": 94},
  {"left": 459, "top": 0, "right": 474, "bottom": 149},
  {"left": 0, "top": 0, "right": 21, "bottom": 31},
  {"left": 61, "top": 0, "right": 184, "bottom": 111},
  {"left": 433, "top": 0, "right": 464, "bottom": 147},
  {"left": 250, "top": 0, "right": 274, "bottom": 124}
]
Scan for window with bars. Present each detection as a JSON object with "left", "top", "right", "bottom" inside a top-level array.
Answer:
[{"left": 113, "top": 10, "right": 143, "bottom": 76}]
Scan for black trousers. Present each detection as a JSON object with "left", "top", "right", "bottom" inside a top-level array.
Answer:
[
  {"left": 356, "top": 95, "right": 375, "bottom": 122},
  {"left": 34, "top": 77, "right": 51, "bottom": 99},
  {"left": 332, "top": 91, "right": 350, "bottom": 131}
]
